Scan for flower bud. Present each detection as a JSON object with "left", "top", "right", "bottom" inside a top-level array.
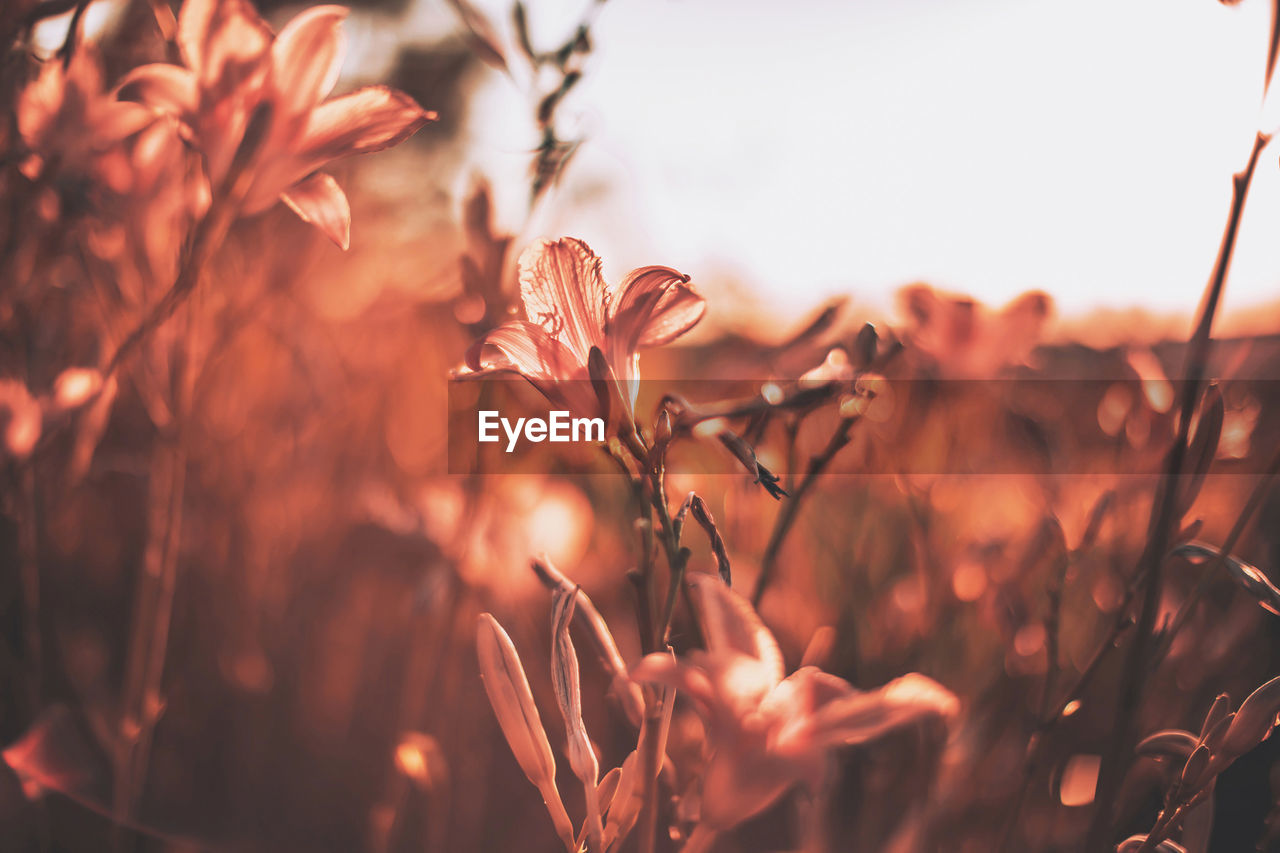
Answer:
[
  {"left": 475, "top": 613, "right": 576, "bottom": 850},
  {"left": 1220, "top": 676, "right": 1280, "bottom": 760}
]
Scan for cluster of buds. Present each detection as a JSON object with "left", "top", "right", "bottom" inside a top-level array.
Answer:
[
  {"left": 1125, "top": 677, "right": 1280, "bottom": 852},
  {"left": 478, "top": 561, "right": 960, "bottom": 852}
]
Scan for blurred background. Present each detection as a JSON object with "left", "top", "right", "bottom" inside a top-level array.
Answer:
[{"left": 5, "top": 0, "right": 1280, "bottom": 851}]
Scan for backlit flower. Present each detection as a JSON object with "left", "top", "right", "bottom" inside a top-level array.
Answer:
[
  {"left": 631, "top": 573, "right": 958, "bottom": 832},
  {"left": 459, "top": 237, "right": 705, "bottom": 422},
  {"left": 118, "top": 0, "right": 434, "bottom": 249},
  {"left": 18, "top": 49, "right": 156, "bottom": 199},
  {"left": 898, "top": 284, "right": 1051, "bottom": 378}
]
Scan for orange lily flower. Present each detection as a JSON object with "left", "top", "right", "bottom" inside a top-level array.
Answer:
[
  {"left": 117, "top": 0, "right": 434, "bottom": 249},
  {"left": 460, "top": 237, "right": 705, "bottom": 423},
  {"left": 631, "top": 574, "right": 958, "bottom": 834},
  {"left": 18, "top": 49, "right": 156, "bottom": 197}
]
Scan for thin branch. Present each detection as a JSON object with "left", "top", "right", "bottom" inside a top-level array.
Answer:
[
  {"left": 752, "top": 415, "right": 858, "bottom": 607},
  {"left": 1084, "top": 129, "right": 1271, "bottom": 849}
]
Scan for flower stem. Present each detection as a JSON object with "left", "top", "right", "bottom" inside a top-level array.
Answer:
[
  {"left": 752, "top": 415, "right": 858, "bottom": 607},
  {"left": 1152, "top": 443, "right": 1280, "bottom": 663},
  {"left": 1083, "top": 128, "right": 1270, "bottom": 850},
  {"left": 104, "top": 101, "right": 269, "bottom": 381}
]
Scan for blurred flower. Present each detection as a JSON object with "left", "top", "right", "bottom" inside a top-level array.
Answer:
[
  {"left": 18, "top": 49, "right": 156, "bottom": 199},
  {"left": 118, "top": 0, "right": 434, "bottom": 249},
  {"left": 897, "top": 285, "right": 1051, "bottom": 378},
  {"left": 631, "top": 573, "right": 958, "bottom": 832},
  {"left": 460, "top": 237, "right": 705, "bottom": 422}
]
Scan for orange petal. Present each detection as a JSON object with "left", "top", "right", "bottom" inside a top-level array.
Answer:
[
  {"left": 116, "top": 64, "right": 198, "bottom": 119},
  {"left": 699, "top": 747, "right": 794, "bottom": 830},
  {"left": 630, "top": 653, "right": 719, "bottom": 715},
  {"left": 176, "top": 0, "right": 216, "bottom": 69},
  {"left": 687, "top": 573, "right": 784, "bottom": 689},
  {"left": 611, "top": 265, "right": 705, "bottom": 353},
  {"left": 95, "top": 102, "right": 159, "bottom": 146},
  {"left": 463, "top": 320, "right": 575, "bottom": 381},
  {"left": 300, "top": 84, "right": 433, "bottom": 162},
  {"left": 181, "top": 0, "right": 272, "bottom": 88},
  {"left": 281, "top": 172, "right": 351, "bottom": 250},
  {"left": 518, "top": 238, "right": 610, "bottom": 363},
  {"left": 271, "top": 5, "right": 348, "bottom": 121},
  {"left": 808, "top": 672, "right": 958, "bottom": 749},
  {"left": 16, "top": 61, "right": 66, "bottom": 146}
]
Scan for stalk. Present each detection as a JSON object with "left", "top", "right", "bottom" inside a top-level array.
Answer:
[
  {"left": 752, "top": 415, "right": 858, "bottom": 607},
  {"left": 1084, "top": 129, "right": 1270, "bottom": 849}
]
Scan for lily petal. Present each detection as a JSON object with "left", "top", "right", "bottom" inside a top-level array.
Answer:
[
  {"left": 807, "top": 673, "right": 958, "bottom": 748},
  {"left": 463, "top": 320, "right": 576, "bottom": 381},
  {"left": 116, "top": 64, "right": 199, "bottom": 120},
  {"left": 630, "top": 654, "right": 720, "bottom": 717},
  {"left": 181, "top": 0, "right": 272, "bottom": 90},
  {"left": 176, "top": 0, "right": 216, "bottom": 70},
  {"left": 281, "top": 172, "right": 351, "bottom": 249},
  {"left": 611, "top": 265, "right": 705, "bottom": 353},
  {"left": 699, "top": 748, "right": 794, "bottom": 831},
  {"left": 518, "top": 238, "right": 610, "bottom": 363},
  {"left": 687, "top": 574, "right": 784, "bottom": 690},
  {"left": 271, "top": 5, "right": 348, "bottom": 122},
  {"left": 16, "top": 63, "right": 66, "bottom": 145},
  {"left": 93, "top": 102, "right": 159, "bottom": 146},
  {"left": 761, "top": 667, "right": 858, "bottom": 773},
  {"left": 299, "top": 85, "right": 433, "bottom": 163},
  {"left": 765, "top": 667, "right": 858, "bottom": 720}
]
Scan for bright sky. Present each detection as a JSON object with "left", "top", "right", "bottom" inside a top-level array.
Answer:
[
  {"left": 59, "top": 0, "right": 1280, "bottom": 322},
  {"left": 463, "top": 0, "right": 1280, "bottom": 322}
]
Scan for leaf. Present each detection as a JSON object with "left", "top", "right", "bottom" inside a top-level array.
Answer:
[
  {"left": 1172, "top": 542, "right": 1280, "bottom": 616},
  {"left": 476, "top": 613, "right": 576, "bottom": 851}
]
